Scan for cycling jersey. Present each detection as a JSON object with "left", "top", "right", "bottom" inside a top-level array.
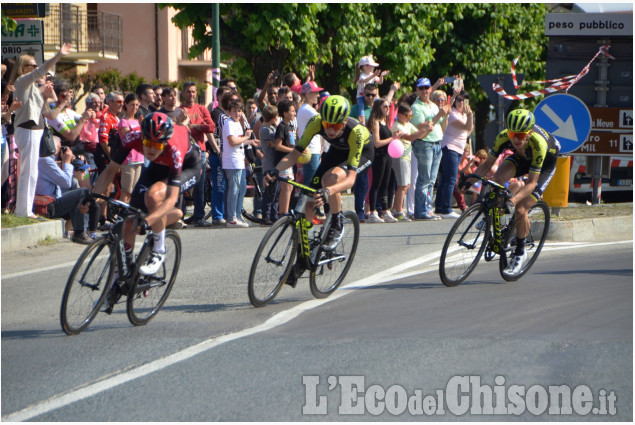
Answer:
[
  {"left": 295, "top": 115, "right": 370, "bottom": 172},
  {"left": 490, "top": 124, "right": 560, "bottom": 174},
  {"left": 111, "top": 124, "right": 198, "bottom": 187}
]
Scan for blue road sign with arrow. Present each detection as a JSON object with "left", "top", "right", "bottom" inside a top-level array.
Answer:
[{"left": 533, "top": 94, "right": 592, "bottom": 154}]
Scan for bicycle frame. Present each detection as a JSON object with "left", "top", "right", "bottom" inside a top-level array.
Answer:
[
  {"left": 93, "top": 195, "right": 151, "bottom": 292},
  {"left": 278, "top": 178, "right": 331, "bottom": 270},
  {"left": 464, "top": 174, "right": 511, "bottom": 258}
]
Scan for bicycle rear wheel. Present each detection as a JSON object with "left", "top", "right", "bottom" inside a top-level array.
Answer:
[
  {"left": 127, "top": 231, "right": 182, "bottom": 325},
  {"left": 60, "top": 238, "right": 115, "bottom": 335},
  {"left": 203, "top": 173, "right": 213, "bottom": 221},
  {"left": 248, "top": 216, "right": 297, "bottom": 307},
  {"left": 500, "top": 200, "right": 550, "bottom": 281},
  {"left": 309, "top": 211, "right": 360, "bottom": 298},
  {"left": 242, "top": 175, "right": 263, "bottom": 224},
  {"left": 439, "top": 203, "right": 489, "bottom": 287}
]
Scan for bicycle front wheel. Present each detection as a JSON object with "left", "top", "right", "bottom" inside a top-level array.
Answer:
[
  {"left": 248, "top": 216, "right": 297, "bottom": 307},
  {"left": 439, "top": 203, "right": 490, "bottom": 287},
  {"left": 60, "top": 238, "right": 115, "bottom": 335},
  {"left": 500, "top": 200, "right": 550, "bottom": 281},
  {"left": 127, "top": 231, "right": 182, "bottom": 325},
  {"left": 309, "top": 211, "right": 360, "bottom": 298}
]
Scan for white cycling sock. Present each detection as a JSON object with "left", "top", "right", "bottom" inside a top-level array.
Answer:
[{"left": 153, "top": 230, "right": 166, "bottom": 254}]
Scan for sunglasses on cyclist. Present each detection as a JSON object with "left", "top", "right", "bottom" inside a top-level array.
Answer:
[
  {"left": 508, "top": 131, "right": 531, "bottom": 139},
  {"left": 142, "top": 138, "right": 166, "bottom": 150},
  {"left": 322, "top": 121, "right": 345, "bottom": 131}
]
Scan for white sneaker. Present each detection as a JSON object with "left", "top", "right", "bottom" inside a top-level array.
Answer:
[
  {"left": 392, "top": 211, "right": 412, "bottom": 222},
  {"left": 139, "top": 251, "right": 166, "bottom": 275},
  {"left": 439, "top": 211, "right": 461, "bottom": 219},
  {"left": 382, "top": 210, "right": 398, "bottom": 223},
  {"left": 504, "top": 252, "right": 527, "bottom": 275},
  {"left": 226, "top": 219, "right": 249, "bottom": 228},
  {"left": 367, "top": 211, "right": 384, "bottom": 223}
]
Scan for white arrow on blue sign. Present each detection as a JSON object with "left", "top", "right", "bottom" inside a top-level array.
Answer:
[{"left": 534, "top": 94, "right": 592, "bottom": 154}]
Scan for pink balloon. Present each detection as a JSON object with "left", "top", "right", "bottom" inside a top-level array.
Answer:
[{"left": 388, "top": 139, "right": 404, "bottom": 158}]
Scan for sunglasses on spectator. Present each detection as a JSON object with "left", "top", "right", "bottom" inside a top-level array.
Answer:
[
  {"left": 142, "top": 139, "right": 166, "bottom": 150},
  {"left": 400, "top": 113, "right": 413, "bottom": 118},
  {"left": 417, "top": 86, "right": 431, "bottom": 90},
  {"left": 113, "top": 100, "right": 124, "bottom": 104},
  {"left": 322, "top": 121, "right": 345, "bottom": 131},
  {"left": 508, "top": 131, "right": 531, "bottom": 139},
  {"left": 25, "top": 63, "right": 38, "bottom": 68},
  {"left": 365, "top": 92, "right": 378, "bottom": 98}
]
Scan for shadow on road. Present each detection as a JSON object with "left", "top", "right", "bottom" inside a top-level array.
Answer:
[{"left": 535, "top": 268, "right": 632, "bottom": 277}]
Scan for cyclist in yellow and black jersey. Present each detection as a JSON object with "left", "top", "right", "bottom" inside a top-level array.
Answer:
[
  {"left": 265, "top": 95, "right": 373, "bottom": 250},
  {"left": 464, "top": 109, "right": 560, "bottom": 275}
]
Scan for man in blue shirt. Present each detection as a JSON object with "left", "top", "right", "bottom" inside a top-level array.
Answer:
[{"left": 36, "top": 140, "right": 99, "bottom": 244}]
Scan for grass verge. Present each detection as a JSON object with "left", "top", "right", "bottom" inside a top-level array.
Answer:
[{"left": 1, "top": 213, "right": 45, "bottom": 229}]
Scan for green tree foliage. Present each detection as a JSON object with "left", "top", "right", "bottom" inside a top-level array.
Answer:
[
  {"left": 164, "top": 3, "right": 548, "bottom": 145},
  {"left": 61, "top": 69, "right": 203, "bottom": 106},
  {"left": 1, "top": 14, "right": 17, "bottom": 33}
]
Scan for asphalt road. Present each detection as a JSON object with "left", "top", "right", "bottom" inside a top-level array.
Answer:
[{"left": 1, "top": 221, "right": 632, "bottom": 421}]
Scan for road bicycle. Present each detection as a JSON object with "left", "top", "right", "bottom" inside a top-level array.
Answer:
[
  {"left": 182, "top": 170, "right": 213, "bottom": 222},
  {"left": 439, "top": 174, "right": 550, "bottom": 286},
  {"left": 247, "top": 178, "right": 360, "bottom": 307},
  {"left": 60, "top": 194, "right": 182, "bottom": 335},
  {"left": 242, "top": 157, "right": 264, "bottom": 225}
]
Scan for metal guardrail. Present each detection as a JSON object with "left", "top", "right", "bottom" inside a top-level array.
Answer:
[{"left": 43, "top": 4, "right": 121, "bottom": 57}]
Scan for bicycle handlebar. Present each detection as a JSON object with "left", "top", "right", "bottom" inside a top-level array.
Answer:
[
  {"left": 461, "top": 174, "right": 508, "bottom": 192},
  {"left": 90, "top": 193, "right": 146, "bottom": 218},
  {"left": 274, "top": 176, "right": 318, "bottom": 195}
]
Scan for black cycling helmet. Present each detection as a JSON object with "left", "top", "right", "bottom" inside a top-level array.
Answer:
[
  {"left": 506, "top": 109, "right": 535, "bottom": 133},
  {"left": 320, "top": 95, "right": 350, "bottom": 124},
  {"left": 141, "top": 112, "right": 173, "bottom": 143}
]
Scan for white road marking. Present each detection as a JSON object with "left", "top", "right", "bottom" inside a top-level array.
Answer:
[
  {"left": 2, "top": 240, "right": 632, "bottom": 421},
  {"left": 2, "top": 242, "right": 145, "bottom": 280}
]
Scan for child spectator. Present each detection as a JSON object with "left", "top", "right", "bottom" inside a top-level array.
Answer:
[
  {"left": 273, "top": 99, "right": 296, "bottom": 215},
  {"left": 258, "top": 105, "right": 280, "bottom": 225},
  {"left": 355, "top": 55, "right": 388, "bottom": 125},
  {"left": 390, "top": 103, "right": 429, "bottom": 221},
  {"left": 222, "top": 99, "right": 260, "bottom": 228}
]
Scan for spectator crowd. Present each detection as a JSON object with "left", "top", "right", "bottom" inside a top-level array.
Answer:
[{"left": 2, "top": 48, "right": 488, "bottom": 245}]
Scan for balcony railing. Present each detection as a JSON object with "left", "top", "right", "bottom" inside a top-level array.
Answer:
[{"left": 44, "top": 5, "right": 122, "bottom": 58}]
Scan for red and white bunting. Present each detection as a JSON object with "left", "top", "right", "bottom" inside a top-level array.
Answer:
[{"left": 493, "top": 45, "right": 615, "bottom": 100}]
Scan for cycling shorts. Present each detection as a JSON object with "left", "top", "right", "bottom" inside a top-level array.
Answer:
[
  {"left": 130, "top": 148, "right": 202, "bottom": 213},
  {"left": 504, "top": 153, "right": 557, "bottom": 201},
  {"left": 308, "top": 142, "right": 374, "bottom": 189}
]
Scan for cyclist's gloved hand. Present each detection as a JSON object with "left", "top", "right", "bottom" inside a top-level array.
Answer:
[
  {"left": 314, "top": 188, "right": 330, "bottom": 205},
  {"left": 264, "top": 169, "right": 279, "bottom": 186},
  {"left": 504, "top": 199, "right": 515, "bottom": 215},
  {"left": 138, "top": 218, "right": 150, "bottom": 235},
  {"left": 458, "top": 175, "right": 472, "bottom": 191}
]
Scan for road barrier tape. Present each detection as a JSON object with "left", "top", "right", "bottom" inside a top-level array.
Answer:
[{"left": 493, "top": 45, "right": 615, "bottom": 100}]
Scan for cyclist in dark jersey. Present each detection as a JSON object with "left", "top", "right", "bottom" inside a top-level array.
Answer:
[
  {"left": 92, "top": 112, "right": 202, "bottom": 275},
  {"left": 265, "top": 95, "right": 373, "bottom": 250},
  {"left": 464, "top": 109, "right": 560, "bottom": 275}
]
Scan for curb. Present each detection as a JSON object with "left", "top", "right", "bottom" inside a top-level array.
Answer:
[
  {"left": 1, "top": 219, "right": 65, "bottom": 254},
  {"left": 548, "top": 215, "right": 633, "bottom": 242},
  {"left": 1, "top": 207, "right": 631, "bottom": 253}
]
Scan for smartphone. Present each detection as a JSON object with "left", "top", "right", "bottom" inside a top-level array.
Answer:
[
  {"left": 444, "top": 76, "right": 456, "bottom": 84},
  {"left": 272, "top": 70, "right": 280, "bottom": 79},
  {"left": 464, "top": 98, "right": 469, "bottom": 107}
]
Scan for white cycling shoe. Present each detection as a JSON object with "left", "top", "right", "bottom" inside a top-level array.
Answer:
[
  {"left": 140, "top": 251, "right": 166, "bottom": 276},
  {"left": 504, "top": 252, "right": 527, "bottom": 275}
]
